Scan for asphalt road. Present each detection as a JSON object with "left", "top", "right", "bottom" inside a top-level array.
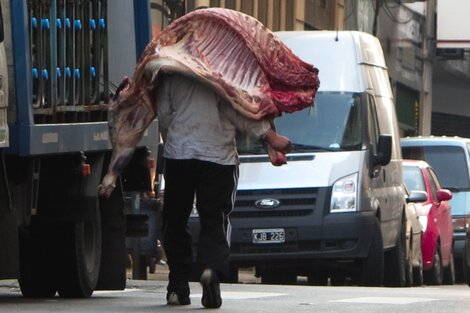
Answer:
[{"left": 1, "top": 265, "right": 470, "bottom": 313}]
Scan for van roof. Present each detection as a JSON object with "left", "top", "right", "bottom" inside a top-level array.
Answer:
[
  {"left": 401, "top": 136, "right": 470, "bottom": 147},
  {"left": 275, "top": 30, "right": 388, "bottom": 93}
]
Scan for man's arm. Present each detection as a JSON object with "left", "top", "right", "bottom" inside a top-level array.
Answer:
[{"left": 217, "top": 97, "right": 271, "bottom": 140}]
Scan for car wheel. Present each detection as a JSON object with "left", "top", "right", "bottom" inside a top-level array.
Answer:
[
  {"left": 443, "top": 251, "right": 456, "bottom": 285},
  {"left": 464, "top": 239, "right": 470, "bottom": 287},
  {"left": 384, "top": 217, "right": 406, "bottom": 287},
  {"left": 360, "top": 219, "right": 383, "bottom": 286},
  {"left": 404, "top": 234, "right": 414, "bottom": 287},
  {"left": 413, "top": 248, "right": 424, "bottom": 286},
  {"left": 424, "top": 244, "right": 443, "bottom": 285}
]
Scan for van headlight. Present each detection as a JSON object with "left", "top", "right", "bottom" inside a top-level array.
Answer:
[{"left": 330, "top": 173, "right": 358, "bottom": 213}]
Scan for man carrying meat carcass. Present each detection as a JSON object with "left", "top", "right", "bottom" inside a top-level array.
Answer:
[
  {"left": 99, "top": 8, "right": 319, "bottom": 309},
  {"left": 157, "top": 74, "right": 291, "bottom": 308}
]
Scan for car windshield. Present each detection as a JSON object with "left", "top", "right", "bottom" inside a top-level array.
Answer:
[
  {"left": 402, "top": 145, "right": 470, "bottom": 191},
  {"left": 237, "top": 92, "right": 363, "bottom": 154},
  {"left": 403, "top": 165, "right": 426, "bottom": 193}
]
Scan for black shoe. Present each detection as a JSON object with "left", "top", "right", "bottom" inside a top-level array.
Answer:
[
  {"left": 200, "top": 269, "right": 222, "bottom": 309},
  {"left": 166, "top": 291, "right": 191, "bottom": 305}
]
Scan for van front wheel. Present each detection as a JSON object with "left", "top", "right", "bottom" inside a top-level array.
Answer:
[{"left": 360, "top": 220, "right": 383, "bottom": 286}]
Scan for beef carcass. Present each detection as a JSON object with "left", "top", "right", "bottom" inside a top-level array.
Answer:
[{"left": 98, "top": 8, "right": 320, "bottom": 197}]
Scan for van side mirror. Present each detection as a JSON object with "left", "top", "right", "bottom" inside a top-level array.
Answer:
[{"left": 374, "top": 134, "right": 392, "bottom": 166}]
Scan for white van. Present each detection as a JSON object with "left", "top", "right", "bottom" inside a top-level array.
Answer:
[
  {"left": 221, "top": 31, "right": 409, "bottom": 286},
  {"left": 401, "top": 136, "right": 470, "bottom": 283}
]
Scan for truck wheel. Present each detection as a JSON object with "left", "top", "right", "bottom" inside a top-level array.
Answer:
[
  {"left": 443, "top": 251, "right": 456, "bottom": 285},
  {"left": 384, "top": 218, "right": 406, "bottom": 287},
  {"left": 424, "top": 244, "right": 443, "bottom": 285},
  {"left": 57, "top": 206, "right": 102, "bottom": 298},
  {"left": 360, "top": 219, "right": 383, "bottom": 286},
  {"left": 18, "top": 223, "right": 57, "bottom": 298}
]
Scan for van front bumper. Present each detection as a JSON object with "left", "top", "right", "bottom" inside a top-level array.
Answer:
[{"left": 227, "top": 211, "right": 377, "bottom": 267}]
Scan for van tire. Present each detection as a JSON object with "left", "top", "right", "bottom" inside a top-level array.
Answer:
[
  {"left": 360, "top": 219, "right": 383, "bottom": 286},
  {"left": 384, "top": 217, "right": 406, "bottom": 287}
]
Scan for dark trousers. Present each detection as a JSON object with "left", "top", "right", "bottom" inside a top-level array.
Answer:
[{"left": 162, "top": 158, "right": 238, "bottom": 293}]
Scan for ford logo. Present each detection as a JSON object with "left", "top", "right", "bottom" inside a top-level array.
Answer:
[{"left": 254, "top": 198, "right": 280, "bottom": 209}]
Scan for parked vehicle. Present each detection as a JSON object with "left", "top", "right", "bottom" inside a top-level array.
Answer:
[
  {"left": 401, "top": 136, "right": 470, "bottom": 283},
  {"left": 0, "top": 1, "right": 159, "bottom": 297},
  {"left": 403, "top": 159, "right": 455, "bottom": 285},
  {"left": 189, "top": 30, "right": 409, "bottom": 287},
  {"left": 403, "top": 185, "right": 424, "bottom": 286}
]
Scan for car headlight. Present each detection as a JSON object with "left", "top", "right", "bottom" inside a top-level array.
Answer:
[{"left": 330, "top": 173, "right": 358, "bottom": 213}]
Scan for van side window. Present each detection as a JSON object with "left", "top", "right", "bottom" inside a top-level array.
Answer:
[{"left": 367, "top": 94, "right": 380, "bottom": 154}]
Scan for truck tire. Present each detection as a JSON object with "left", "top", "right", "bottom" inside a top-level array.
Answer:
[
  {"left": 18, "top": 222, "right": 57, "bottom": 298},
  {"left": 360, "top": 219, "right": 383, "bottom": 286},
  {"left": 384, "top": 217, "right": 406, "bottom": 287},
  {"left": 57, "top": 205, "right": 102, "bottom": 298}
]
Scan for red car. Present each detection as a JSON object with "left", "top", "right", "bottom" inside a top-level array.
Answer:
[{"left": 403, "top": 159, "right": 454, "bottom": 285}]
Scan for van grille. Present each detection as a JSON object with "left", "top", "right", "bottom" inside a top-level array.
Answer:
[{"left": 230, "top": 187, "right": 318, "bottom": 218}]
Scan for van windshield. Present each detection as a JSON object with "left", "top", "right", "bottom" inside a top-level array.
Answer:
[
  {"left": 237, "top": 92, "right": 363, "bottom": 154},
  {"left": 402, "top": 145, "right": 470, "bottom": 191}
]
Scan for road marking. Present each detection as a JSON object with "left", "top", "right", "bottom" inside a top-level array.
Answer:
[
  {"left": 94, "top": 289, "right": 141, "bottom": 294},
  {"left": 332, "top": 297, "right": 438, "bottom": 304},
  {"left": 191, "top": 291, "right": 286, "bottom": 300}
]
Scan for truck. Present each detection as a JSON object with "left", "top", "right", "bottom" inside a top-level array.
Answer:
[
  {"left": 188, "top": 30, "right": 411, "bottom": 287},
  {"left": 0, "top": 0, "right": 160, "bottom": 298}
]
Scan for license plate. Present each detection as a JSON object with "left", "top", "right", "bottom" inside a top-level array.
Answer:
[{"left": 252, "top": 228, "right": 285, "bottom": 244}]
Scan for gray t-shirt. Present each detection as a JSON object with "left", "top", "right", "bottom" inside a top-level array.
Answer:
[{"left": 157, "top": 75, "right": 270, "bottom": 165}]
